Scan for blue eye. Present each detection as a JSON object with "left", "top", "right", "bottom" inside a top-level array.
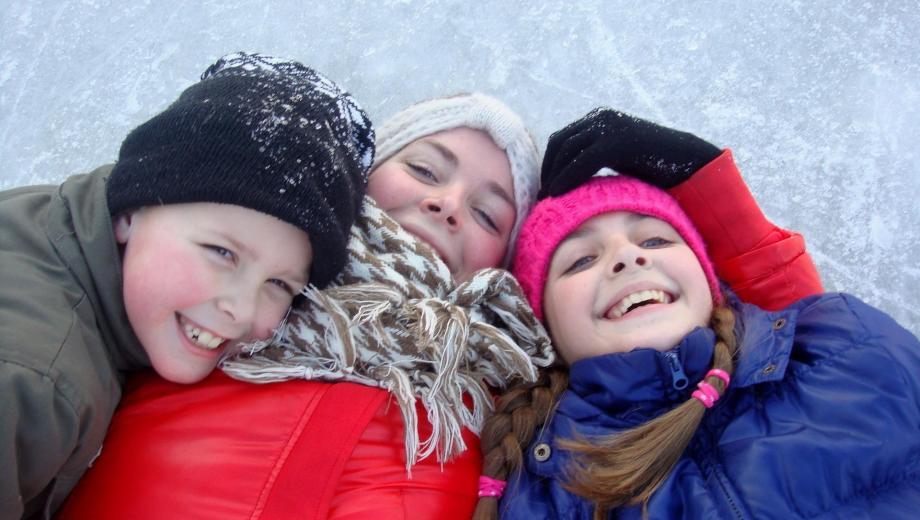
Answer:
[
  {"left": 268, "top": 278, "right": 295, "bottom": 295},
  {"left": 474, "top": 208, "right": 499, "bottom": 232},
  {"left": 204, "top": 244, "right": 236, "bottom": 262},
  {"left": 641, "top": 237, "right": 671, "bottom": 248},
  {"left": 564, "top": 255, "right": 596, "bottom": 274},
  {"left": 408, "top": 163, "right": 437, "bottom": 182}
]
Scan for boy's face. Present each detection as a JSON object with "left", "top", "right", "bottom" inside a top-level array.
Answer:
[
  {"left": 114, "top": 202, "right": 313, "bottom": 384},
  {"left": 366, "top": 127, "right": 516, "bottom": 283},
  {"left": 543, "top": 211, "right": 712, "bottom": 364}
]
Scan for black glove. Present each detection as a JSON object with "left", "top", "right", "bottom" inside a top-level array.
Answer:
[{"left": 539, "top": 108, "right": 721, "bottom": 198}]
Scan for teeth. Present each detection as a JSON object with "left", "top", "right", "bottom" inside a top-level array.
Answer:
[
  {"left": 608, "top": 290, "right": 672, "bottom": 319},
  {"left": 183, "top": 323, "right": 226, "bottom": 350}
]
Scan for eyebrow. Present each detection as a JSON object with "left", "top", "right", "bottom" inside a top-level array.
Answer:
[
  {"left": 216, "top": 231, "right": 255, "bottom": 259},
  {"left": 557, "top": 213, "right": 651, "bottom": 247},
  {"left": 420, "top": 140, "right": 458, "bottom": 168},
  {"left": 557, "top": 227, "right": 593, "bottom": 248},
  {"left": 487, "top": 181, "right": 515, "bottom": 208},
  {"left": 225, "top": 232, "right": 309, "bottom": 282}
]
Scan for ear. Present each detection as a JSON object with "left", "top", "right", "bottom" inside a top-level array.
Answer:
[{"left": 112, "top": 212, "right": 135, "bottom": 245}]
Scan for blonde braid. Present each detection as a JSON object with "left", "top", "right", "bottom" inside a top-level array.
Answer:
[{"left": 472, "top": 367, "right": 569, "bottom": 520}]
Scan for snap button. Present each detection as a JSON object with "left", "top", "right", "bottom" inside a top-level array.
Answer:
[
  {"left": 533, "top": 443, "right": 552, "bottom": 462},
  {"left": 762, "top": 364, "right": 777, "bottom": 375},
  {"left": 772, "top": 318, "right": 786, "bottom": 330}
]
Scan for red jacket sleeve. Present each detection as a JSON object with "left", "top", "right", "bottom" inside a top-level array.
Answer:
[{"left": 668, "top": 149, "right": 823, "bottom": 310}]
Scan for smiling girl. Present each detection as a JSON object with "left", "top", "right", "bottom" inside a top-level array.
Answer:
[{"left": 477, "top": 173, "right": 920, "bottom": 519}]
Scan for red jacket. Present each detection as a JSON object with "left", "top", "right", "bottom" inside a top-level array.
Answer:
[
  {"left": 57, "top": 150, "right": 821, "bottom": 520},
  {"left": 58, "top": 374, "right": 481, "bottom": 519}
]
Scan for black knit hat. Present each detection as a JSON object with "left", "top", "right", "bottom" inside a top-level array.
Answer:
[{"left": 107, "top": 51, "right": 375, "bottom": 288}]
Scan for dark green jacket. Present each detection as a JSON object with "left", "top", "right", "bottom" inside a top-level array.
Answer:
[{"left": 0, "top": 166, "right": 149, "bottom": 519}]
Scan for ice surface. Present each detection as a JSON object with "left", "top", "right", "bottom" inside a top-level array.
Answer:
[{"left": 2, "top": 0, "right": 918, "bottom": 337}]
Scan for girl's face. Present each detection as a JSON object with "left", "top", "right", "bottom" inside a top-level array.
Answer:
[
  {"left": 366, "top": 127, "right": 516, "bottom": 283},
  {"left": 543, "top": 211, "right": 713, "bottom": 364}
]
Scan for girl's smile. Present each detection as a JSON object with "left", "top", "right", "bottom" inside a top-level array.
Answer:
[{"left": 601, "top": 285, "right": 676, "bottom": 320}]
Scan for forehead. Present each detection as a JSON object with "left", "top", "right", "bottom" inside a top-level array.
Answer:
[
  {"left": 411, "top": 127, "right": 514, "bottom": 192},
  {"left": 145, "top": 201, "right": 268, "bottom": 225},
  {"left": 560, "top": 211, "right": 658, "bottom": 244},
  {"left": 144, "top": 203, "right": 310, "bottom": 251}
]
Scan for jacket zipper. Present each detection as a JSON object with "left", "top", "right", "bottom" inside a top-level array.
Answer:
[{"left": 664, "top": 351, "right": 689, "bottom": 390}]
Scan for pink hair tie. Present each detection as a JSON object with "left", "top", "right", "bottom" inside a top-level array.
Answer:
[
  {"left": 706, "top": 368, "right": 731, "bottom": 387},
  {"left": 478, "top": 475, "right": 507, "bottom": 498},
  {"left": 692, "top": 369, "right": 731, "bottom": 409},
  {"left": 692, "top": 382, "right": 718, "bottom": 408}
]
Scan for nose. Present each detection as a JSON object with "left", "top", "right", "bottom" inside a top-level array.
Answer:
[
  {"left": 610, "top": 244, "right": 649, "bottom": 275},
  {"left": 216, "top": 285, "right": 258, "bottom": 326},
  {"left": 420, "top": 193, "right": 459, "bottom": 227}
]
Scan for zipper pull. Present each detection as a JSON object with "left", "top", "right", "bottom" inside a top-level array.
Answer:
[{"left": 664, "top": 351, "right": 689, "bottom": 390}]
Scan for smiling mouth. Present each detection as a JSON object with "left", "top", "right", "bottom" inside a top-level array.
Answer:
[
  {"left": 178, "top": 315, "right": 228, "bottom": 350},
  {"left": 605, "top": 289, "right": 675, "bottom": 319}
]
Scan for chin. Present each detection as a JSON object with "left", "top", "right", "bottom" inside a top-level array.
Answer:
[
  {"left": 163, "top": 371, "right": 209, "bottom": 385},
  {"left": 152, "top": 363, "right": 210, "bottom": 385},
  {"left": 622, "top": 328, "right": 694, "bottom": 353}
]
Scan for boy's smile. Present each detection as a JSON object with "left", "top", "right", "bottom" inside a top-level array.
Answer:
[
  {"left": 543, "top": 212, "right": 713, "bottom": 364},
  {"left": 179, "top": 314, "right": 228, "bottom": 350},
  {"left": 114, "top": 202, "right": 313, "bottom": 384}
]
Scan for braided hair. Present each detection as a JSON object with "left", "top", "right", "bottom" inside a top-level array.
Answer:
[{"left": 473, "top": 366, "right": 568, "bottom": 519}]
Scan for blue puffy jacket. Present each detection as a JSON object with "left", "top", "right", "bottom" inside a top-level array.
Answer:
[{"left": 500, "top": 293, "right": 920, "bottom": 519}]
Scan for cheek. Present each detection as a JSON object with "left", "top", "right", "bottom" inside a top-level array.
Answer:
[
  {"left": 672, "top": 255, "right": 715, "bottom": 325},
  {"left": 366, "top": 166, "right": 412, "bottom": 210},
  {"left": 122, "top": 240, "right": 216, "bottom": 317},
  {"left": 542, "top": 281, "right": 588, "bottom": 361},
  {"left": 691, "top": 291, "right": 714, "bottom": 327},
  {"left": 461, "top": 230, "right": 508, "bottom": 270},
  {"left": 247, "top": 297, "right": 293, "bottom": 341}
]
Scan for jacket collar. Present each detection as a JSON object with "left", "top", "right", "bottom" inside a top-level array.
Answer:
[
  {"left": 731, "top": 301, "right": 798, "bottom": 387},
  {"left": 561, "top": 327, "right": 714, "bottom": 425},
  {"left": 560, "top": 300, "right": 798, "bottom": 426},
  {"left": 48, "top": 166, "right": 149, "bottom": 371}
]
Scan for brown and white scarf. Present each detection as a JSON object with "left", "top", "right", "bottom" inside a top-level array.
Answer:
[{"left": 221, "top": 197, "right": 555, "bottom": 468}]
